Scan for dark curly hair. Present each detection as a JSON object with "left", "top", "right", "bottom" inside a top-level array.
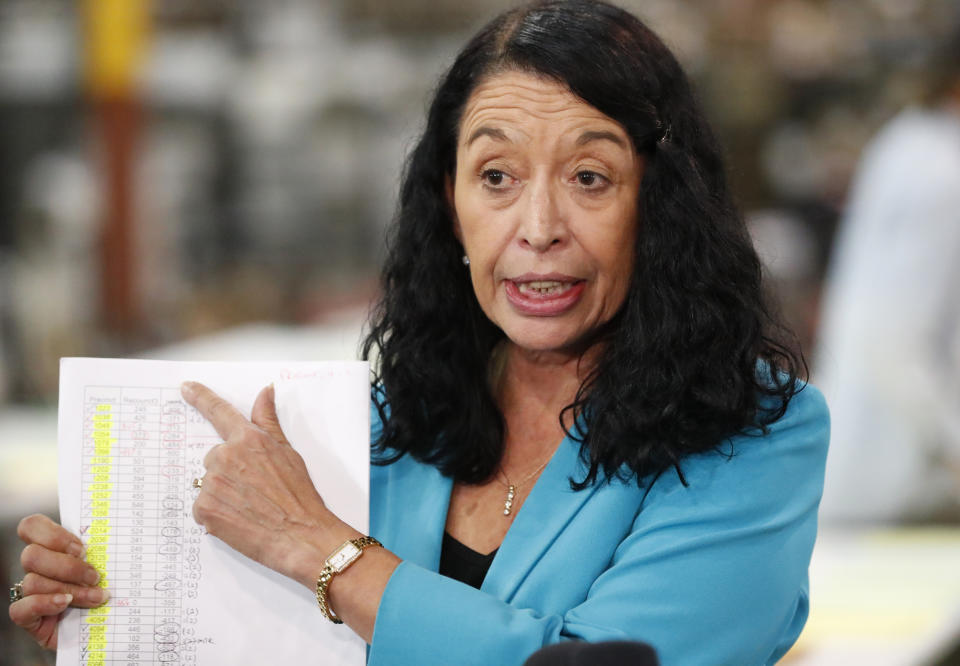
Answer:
[{"left": 362, "top": 0, "right": 804, "bottom": 489}]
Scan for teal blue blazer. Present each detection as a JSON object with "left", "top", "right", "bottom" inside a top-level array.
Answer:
[{"left": 367, "top": 386, "right": 829, "bottom": 665}]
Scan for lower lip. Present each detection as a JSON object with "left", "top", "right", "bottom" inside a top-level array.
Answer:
[{"left": 504, "top": 280, "right": 586, "bottom": 316}]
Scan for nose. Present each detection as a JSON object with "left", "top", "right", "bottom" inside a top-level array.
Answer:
[{"left": 518, "top": 175, "right": 567, "bottom": 252}]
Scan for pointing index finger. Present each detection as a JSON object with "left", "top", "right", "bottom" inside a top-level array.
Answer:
[{"left": 181, "top": 381, "right": 249, "bottom": 441}]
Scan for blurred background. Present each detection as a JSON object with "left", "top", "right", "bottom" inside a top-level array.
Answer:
[{"left": 1, "top": 0, "right": 959, "bottom": 664}]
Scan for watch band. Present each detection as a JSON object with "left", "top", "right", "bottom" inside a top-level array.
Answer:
[{"left": 316, "top": 536, "right": 382, "bottom": 624}]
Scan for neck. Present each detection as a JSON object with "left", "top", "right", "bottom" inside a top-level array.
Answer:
[
  {"left": 490, "top": 341, "right": 601, "bottom": 474},
  {"left": 497, "top": 344, "right": 597, "bottom": 416}
]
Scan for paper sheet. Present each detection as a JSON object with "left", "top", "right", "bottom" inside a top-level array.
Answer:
[{"left": 56, "top": 358, "right": 369, "bottom": 666}]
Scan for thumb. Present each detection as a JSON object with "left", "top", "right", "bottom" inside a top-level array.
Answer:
[{"left": 250, "top": 384, "right": 289, "bottom": 445}]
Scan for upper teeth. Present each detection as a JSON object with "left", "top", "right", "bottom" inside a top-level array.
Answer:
[{"left": 518, "top": 281, "right": 571, "bottom": 295}]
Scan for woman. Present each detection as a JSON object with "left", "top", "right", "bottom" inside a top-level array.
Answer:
[{"left": 11, "top": 1, "right": 829, "bottom": 664}]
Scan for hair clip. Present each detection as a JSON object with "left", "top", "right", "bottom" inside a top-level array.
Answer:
[{"left": 657, "top": 124, "right": 672, "bottom": 145}]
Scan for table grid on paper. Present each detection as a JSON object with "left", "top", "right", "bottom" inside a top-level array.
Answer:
[{"left": 78, "top": 386, "right": 206, "bottom": 665}]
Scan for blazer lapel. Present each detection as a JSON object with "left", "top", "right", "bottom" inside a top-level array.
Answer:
[
  {"left": 377, "top": 456, "right": 453, "bottom": 572},
  {"left": 481, "top": 433, "right": 602, "bottom": 601}
]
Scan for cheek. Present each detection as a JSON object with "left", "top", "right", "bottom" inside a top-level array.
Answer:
[
  {"left": 598, "top": 249, "right": 634, "bottom": 307},
  {"left": 594, "top": 219, "right": 637, "bottom": 302},
  {"left": 456, "top": 204, "right": 511, "bottom": 271},
  {"left": 453, "top": 186, "right": 484, "bottom": 252}
]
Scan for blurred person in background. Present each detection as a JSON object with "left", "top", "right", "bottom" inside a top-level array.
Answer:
[{"left": 815, "top": 29, "right": 960, "bottom": 524}]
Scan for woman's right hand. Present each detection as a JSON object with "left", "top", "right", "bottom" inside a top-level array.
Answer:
[{"left": 9, "top": 514, "right": 109, "bottom": 650}]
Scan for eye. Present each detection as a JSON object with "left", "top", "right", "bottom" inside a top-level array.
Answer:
[
  {"left": 575, "top": 170, "right": 609, "bottom": 190},
  {"left": 482, "top": 169, "right": 507, "bottom": 187}
]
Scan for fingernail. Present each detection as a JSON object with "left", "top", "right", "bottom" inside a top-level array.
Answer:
[
  {"left": 54, "top": 593, "right": 73, "bottom": 606},
  {"left": 84, "top": 569, "right": 100, "bottom": 585},
  {"left": 67, "top": 542, "right": 85, "bottom": 558},
  {"left": 181, "top": 381, "right": 196, "bottom": 400},
  {"left": 88, "top": 587, "right": 109, "bottom": 604}
]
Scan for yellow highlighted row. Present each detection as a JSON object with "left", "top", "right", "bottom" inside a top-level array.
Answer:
[
  {"left": 85, "top": 463, "right": 110, "bottom": 666},
  {"left": 85, "top": 410, "right": 113, "bottom": 663}
]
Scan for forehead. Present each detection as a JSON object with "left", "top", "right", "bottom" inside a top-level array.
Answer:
[{"left": 458, "top": 70, "right": 628, "bottom": 146}]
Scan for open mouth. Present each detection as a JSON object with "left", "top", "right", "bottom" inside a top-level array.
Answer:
[
  {"left": 515, "top": 280, "right": 579, "bottom": 297},
  {"left": 505, "top": 277, "right": 586, "bottom": 315}
]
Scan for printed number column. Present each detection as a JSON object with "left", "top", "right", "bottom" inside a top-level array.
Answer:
[
  {"left": 113, "top": 388, "right": 162, "bottom": 663},
  {"left": 81, "top": 388, "right": 119, "bottom": 665}
]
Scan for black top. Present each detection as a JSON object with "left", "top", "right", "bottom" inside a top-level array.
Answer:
[{"left": 438, "top": 532, "right": 498, "bottom": 590}]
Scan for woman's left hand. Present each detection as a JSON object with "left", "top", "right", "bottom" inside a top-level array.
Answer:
[{"left": 181, "top": 381, "right": 359, "bottom": 589}]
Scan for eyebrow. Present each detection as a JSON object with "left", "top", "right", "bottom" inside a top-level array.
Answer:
[
  {"left": 575, "top": 130, "right": 627, "bottom": 148},
  {"left": 465, "top": 126, "right": 509, "bottom": 146},
  {"left": 464, "top": 126, "right": 628, "bottom": 148}
]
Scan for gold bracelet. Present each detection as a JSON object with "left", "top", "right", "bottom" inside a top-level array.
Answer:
[{"left": 316, "top": 536, "right": 382, "bottom": 624}]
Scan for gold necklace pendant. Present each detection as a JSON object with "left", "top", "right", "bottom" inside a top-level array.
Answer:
[
  {"left": 503, "top": 485, "right": 516, "bottom": 516},
  {"left": 498, "top": 457, "right": 550, "bottom": 518}
]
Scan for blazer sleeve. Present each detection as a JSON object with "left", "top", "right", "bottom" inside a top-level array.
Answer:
[{"left": 367, "top": 386, "right": 829, "bottom": 666}]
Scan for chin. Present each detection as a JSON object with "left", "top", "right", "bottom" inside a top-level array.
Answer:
[{"left": 501, "top": 322, "right": 593, "bottom": 357}]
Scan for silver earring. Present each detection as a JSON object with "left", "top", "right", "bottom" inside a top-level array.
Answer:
[{"left": 462, "top": 255, "right": 470, "bottom": 266}]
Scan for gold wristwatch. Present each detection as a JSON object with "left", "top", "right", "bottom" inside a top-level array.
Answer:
[{"left": 315, "top": 536, "right": 382, "bottom": 624}]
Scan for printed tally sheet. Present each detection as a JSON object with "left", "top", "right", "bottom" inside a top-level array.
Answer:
[{"left": 56, "top": 358, "right": 369, "bottom": 665}]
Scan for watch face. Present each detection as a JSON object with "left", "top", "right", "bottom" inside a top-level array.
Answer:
[{"left": 327, "top": 542, "right": 362, "bottom": 572}]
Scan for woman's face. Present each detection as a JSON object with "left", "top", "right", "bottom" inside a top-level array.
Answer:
[{"left": 452, "top": 71, "right": 644, "bottom": 357}]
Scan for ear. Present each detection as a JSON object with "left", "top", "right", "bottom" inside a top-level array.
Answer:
[{"left": 445, "top": 174, "right": 463, "bottom": 243}]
